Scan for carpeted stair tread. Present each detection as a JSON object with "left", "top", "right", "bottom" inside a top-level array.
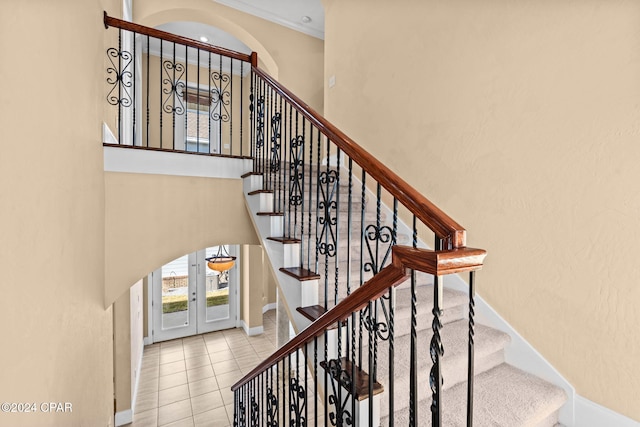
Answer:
[
  {"left": 384, "top": 363, "right": 567, "bottom": 426},
  {"left": 374, "top": 319, "right": 511, "bottom": 418}
]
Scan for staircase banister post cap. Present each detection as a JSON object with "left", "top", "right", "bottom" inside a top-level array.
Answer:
[{"left": 392, "top": 245, "right": 487, "bottom": 275}]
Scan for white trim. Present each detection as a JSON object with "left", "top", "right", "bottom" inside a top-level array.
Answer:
[
  {"left": 115, "top": 409, "right": 132, "bottom": 426},
  {"left": 104, "top": 145, "right": 252, "bottom": 178},
  {"left": 102, "top": 122, "right": 118, "bottom": 145},
  {"left": 262, "top": 302, "right": 277, "bottom": 313},
  {"left": 575, "top": 395, "right": 639, "bottom": 427},
  {"left": 241, "top": 320, "right": 264, "bottom": 336},
  {"left": 146, "top": 274, "right": 153, "bottom": 343},
  {"left": 131, "top": 336, "right": 144, "bottom": 414},
  {"left": 214, "top": 0, "right": 324, "bottom": 40}
]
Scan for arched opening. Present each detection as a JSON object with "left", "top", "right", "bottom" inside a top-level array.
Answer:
[{"left": 137, "top": 8, "right": 279, "bottom": 78}]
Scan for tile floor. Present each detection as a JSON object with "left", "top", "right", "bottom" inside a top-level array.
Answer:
[{"left": 126, "top": 311, "right": 278, "bottom": 427}]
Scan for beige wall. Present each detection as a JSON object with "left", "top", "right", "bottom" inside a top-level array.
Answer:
[
  {"left": 323, "top": 0, "right": 640, "bottom": 420},
  {"left": 241, "top": 245, "right": 268, "bottom": 329},
  {"left": 104, "top": 173, "right": 259, "bottom": 306},
  {"left": 0, "top": 0, "right": 119, "bottom": 425},
  {"left": 134, "top": 0, "right": 324, "bottom": 113}
]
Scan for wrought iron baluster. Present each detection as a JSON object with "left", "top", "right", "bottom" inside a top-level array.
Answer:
[
  {"left": 289, "top": 349, "right": 307, "bottom": 427},
  {"left": 184, "top": 44, "right": 188, "bottom": 152},
  {"left": 430, "top": 237, "right": 444, "bottom": 427},
  {"left": 106, "top": 29, "right": 133, "bottom": 143},
  {"left": 132, "top": 31, "right": 136, "bottom": 146},
  {"left": 314, "top": 336, "right": 318, "bottom": 426},
  {"left": 196, "top": 48, "right": 201, "bottom": 153},
  {"left": 251, "top": 379, "right": 259, "bottom": 427},
  {"left": 304, "top": 344, "right": 309, "bottom": 427},
  {"left": 145, "top": 35, "right": 150, "bottom": 147},
  {"left": 240, "top": 61, "right": 244, "bottom": 155},
  {"left": 160, "top": 44, "right": 185, "bottom": 151},
  {"left": 467, "top": 270, "right": 476, "bottom": 427},
  {"left": 410, "top": 215, "right": 418, "bottom": 426},
  {"left": 326, "top": 359, "right": 353, "bottom": 427},
  {"left": 358, "top": 171, "right": 366, "bottom": 369},
  {"left": 230, "top": 59, "right": 234, "bottom": 154},
  {"left": 159, "top": 40, "right": 163, "bottom": 148},
  {"left": 315, "top": 130, "right": 321, "bottom": 277},
  {"left": 208, "top": 52, "right": 212, "bottom": 154}
]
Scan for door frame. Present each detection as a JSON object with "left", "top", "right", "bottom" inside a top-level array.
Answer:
[{"left": 149, "top": 245, "right": 241, "bottom": 343}]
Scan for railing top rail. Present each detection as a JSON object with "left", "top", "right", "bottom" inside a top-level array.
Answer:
[
  {"left": 253, "top": 66, "right": 467, "bottom": 248},
  {"left": 231, "top": 246, "right": 486, "bottom": 391},
  {"left": 103, "top": 13, "right": 253, "bottom": 64}
]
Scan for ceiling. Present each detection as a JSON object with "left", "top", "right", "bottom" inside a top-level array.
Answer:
[
  {"left": 154, "top": 0, "right": 324, "bottom": 58},
  {"left": 214, "top": 0, "right": 325, "bottom": 40}
]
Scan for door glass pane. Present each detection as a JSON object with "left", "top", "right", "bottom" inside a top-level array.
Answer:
[
  {"left": 161, "top": 254, "right": 190, "bottom": 329},
  {"left": 205, "top": 246, "right": 230, "bottom": 321}
]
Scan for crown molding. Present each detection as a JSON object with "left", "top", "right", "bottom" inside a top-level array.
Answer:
[{"left": 214, "top": 0, "right": 324, "bottom": 40}]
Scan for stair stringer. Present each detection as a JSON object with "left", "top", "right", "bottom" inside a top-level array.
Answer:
[{"left": 243, "top": 174, "right": 319, "bottom": 335}]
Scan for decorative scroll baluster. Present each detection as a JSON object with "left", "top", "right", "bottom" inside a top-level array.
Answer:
[
  {"left": 106, "top": 32, "right": 133, "bottom": 144},
  {"left": 210, "top": 70, "right": 231, "bottom": 122},
  {"left": 317, "top": 169, "right": 338, "bottom": 258},
  {"left": 236, "top": 391, "right": 246, "bottom": 427},
  {"left": 250, "top": 388, "right": 260, "bottom": 427},
  {"left": 270, "top": 112, "right": 282, "bottom": 174},
  {"left": 161, "top": 59, "right": 185, "bottom": 127},
  {"left": 291, "top": 350, "right": 306, "bottom": 427},
  {"left": 267, "top": 369, "right": 278, "bottom": 426},
  {"left": 289, "top": 371, "right": 307, "bottom": 425},
  {"left": 326, "top": 359, "right": 353, "bottom": 427},
  {"left": 289, "top": 134, "right": 304, "bottom": 225},
  {"left": 256, "top": 94, "right": 265, "bottom": 163},
  {"left": 106, "top": 45, "right": 133, "bottom": 108}
]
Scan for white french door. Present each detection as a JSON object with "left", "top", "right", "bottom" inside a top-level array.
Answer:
[{"left": 152, "top": 245, "right": 238, "bottom": 342}]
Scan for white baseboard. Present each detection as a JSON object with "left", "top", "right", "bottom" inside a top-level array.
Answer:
[
  {"left": 241, "top": 320, "right": 264, "bottom": 336},
  {"left": 143, "top": 336, "right": 152, "bottom": 346},
  {"left": 262, "top": 302, "right": 277, "bottom": 313},
  {"left": 115, "top": 409, "right": 132, "bottom": 426},
  {"left": 575, "top": 395, "right": 639, "bottom": 427}
]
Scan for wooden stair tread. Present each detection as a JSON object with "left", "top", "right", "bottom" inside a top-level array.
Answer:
[
  {"left": 280, "top": 267, "right": 320, "bottom": 281},
  {"left": 267, "top": 237, "right": 301, "bottom": 244},
  {"left": 320, "top": 357, "right": 384, "bottom": 401},
  {"left": 247, "top": 189, "right": 273, "bottom": 195},
  {"left": 296, "top": 305, "right": 339, "bottom": 330},
  {"left": 241, "top": 171, "right": 263, "bottom": 178}
]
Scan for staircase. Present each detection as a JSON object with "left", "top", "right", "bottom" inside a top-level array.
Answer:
[
  {"left": 102, "top": 15, "right": 570, "bottom": 426},
  {"left": 242, "top": 165, "right": 567, "bottom": 426}
]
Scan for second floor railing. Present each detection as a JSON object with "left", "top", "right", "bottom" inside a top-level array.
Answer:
[{"left": 104, "top": 13, "right": 253, "bottom": 157}]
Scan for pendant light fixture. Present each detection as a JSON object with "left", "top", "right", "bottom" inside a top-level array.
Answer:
[{"left": 206, "top": 245, "right": 236, "bottom": 272}]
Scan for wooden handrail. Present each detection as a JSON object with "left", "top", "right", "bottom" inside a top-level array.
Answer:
[
  {"left": 103, "top": 13, "right": 253, "bottom": 64},
  {"left": 231, "top": 245, "right": 486, "bottom": 391},
  {"left": 252, "top": 67, "right": 467, "bottom": 248}
]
